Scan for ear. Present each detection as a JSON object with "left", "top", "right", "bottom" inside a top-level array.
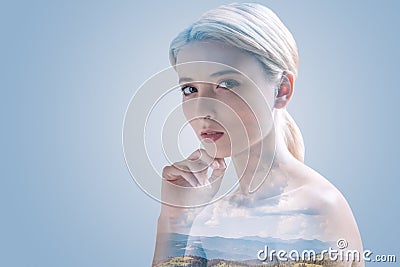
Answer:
[{"left": 274, "top": 71, "right": 294, "bottom": 109}]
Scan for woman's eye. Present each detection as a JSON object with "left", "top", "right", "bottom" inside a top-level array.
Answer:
[
  {"left": 181, "top": 85, "right": 198, "bottom": 96},
  {"left": 217, "top": 79, "right": 239, "bottom": 89}
]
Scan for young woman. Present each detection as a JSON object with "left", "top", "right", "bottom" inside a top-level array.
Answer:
[{"left": 153, "top": 3, "right": 363, "bottom": 266}]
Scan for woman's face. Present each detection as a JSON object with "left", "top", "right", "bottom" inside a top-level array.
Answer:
[{"left": 176, "top": 41, "right": 276, "bottom": 158}]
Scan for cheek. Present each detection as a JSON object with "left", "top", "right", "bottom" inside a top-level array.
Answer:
[
  {"left": 235, "top": 107, "right": 261, "bottom": 142},
  {"left": 187, "top": 120, "right": 200, "bottom": 133},
  {"left": 191, "top": 121, "right": 199, "bottom": 129},
  {"left": 223, "top": 96, "right": 272, "bottom": 144},
  {"left": 225, "top": 97, "right": 258, "bottom": 127}
]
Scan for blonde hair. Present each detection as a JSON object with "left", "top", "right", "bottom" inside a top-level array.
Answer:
[{"left": 169, "top": 3, "right": 305, "bottom": 162}]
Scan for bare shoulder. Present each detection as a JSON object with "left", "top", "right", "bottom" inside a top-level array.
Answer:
[
  {"left": 288, "top": 161, "right": 364, "bottom": 254},
  {"left": 296, "top": 164, "right": 349, "bottom": 212}
]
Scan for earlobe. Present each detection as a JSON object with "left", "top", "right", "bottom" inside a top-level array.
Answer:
[{"left": 274, "top": 71, "right": 294, "bottom": 109}]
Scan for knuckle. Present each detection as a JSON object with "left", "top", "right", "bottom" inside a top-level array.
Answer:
[
  {"left": 162, "top": 165, "right": 179, "bottom": 177},
  {"left": 162, "top": 165, "right": 172, "bottom": 176},
  {"left": 162, "top": 165, "right": 170, "bottom": 172}
]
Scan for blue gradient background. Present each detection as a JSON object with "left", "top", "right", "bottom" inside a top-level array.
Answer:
[{"left": 1, "top": 0, "right": 399, "bottom": 266}]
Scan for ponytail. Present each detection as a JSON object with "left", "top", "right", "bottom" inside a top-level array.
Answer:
[{"left": 280, "top": 109, "right": 305, "bottom": 162}]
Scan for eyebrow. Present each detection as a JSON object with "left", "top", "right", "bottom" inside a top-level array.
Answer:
[{"left": 178, "top": 69, "right": 242, "bottom": 84}]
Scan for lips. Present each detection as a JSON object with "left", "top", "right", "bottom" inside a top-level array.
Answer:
[{"left": 200, "top": 130, "right": 224, "bottom": 142}]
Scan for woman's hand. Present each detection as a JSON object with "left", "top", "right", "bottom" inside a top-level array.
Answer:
[
  {"left": 156, "top": 149, "right": 226, "bottom": 238},
  {"left": 163, "top": 149, "right": 226, "bottom": 188},
  {"left": 154, "top": 148, "right": 225, "bottom": 263},
  {"left": 160, "top": 149, "right": 226, "bottom": 208}
]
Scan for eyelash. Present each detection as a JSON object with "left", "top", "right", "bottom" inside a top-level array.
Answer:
[
  {"left": 180, "top": 79, "right": 240, "bottom": 96},
  {"left": 181, "top": 85, "right": 197, "bottom": 96}
]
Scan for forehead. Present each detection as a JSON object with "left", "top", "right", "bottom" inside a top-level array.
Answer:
[{"left": 175, "top": 41, "right": 265, "bottom": 81}]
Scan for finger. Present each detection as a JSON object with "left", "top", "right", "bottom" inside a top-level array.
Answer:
[
  {"left": 189, "top": 149, "right": 224, "bottom": 186},
  {"left": 209, "top": 158, "right": 226, "bottom": 183},
  {"left": 188, "top": 149, "right": 214, "bottom": 170},
  {"left": 174, "top": 156, "right": 207, "bottom": 173},
  {"left": 191, "top": 167, "right": 210, "bottom": 187},
  {"left": 171, "top": 149, "right": 219, "bottom": 186},
  {"left": 177, "top": 160, "right": 209, "bottom": 187},
  {"left": 163, "top": 165, "right": 200, "bottom": 187},
  {"left": 179, "top": 172, "right": 200, "bottom": 187},
  {"left": 187, "top": 149, "right": 202, "bottom": 160},
  {"left": 197, "top": 148, "right": 215, "bottom": 164},
  {"left": 173, "top": 158, "right": 211, "bottom": 186},
  {"left": 186, "top": 149, "right": 214, "bottom": 186}
]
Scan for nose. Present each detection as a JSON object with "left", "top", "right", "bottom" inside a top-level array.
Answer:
[{"left": 193, "top": 84, "right": 217, "bottom": 119}]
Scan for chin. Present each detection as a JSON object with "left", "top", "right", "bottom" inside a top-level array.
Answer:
[
  {"left": 214, "top": 148, "right": 232, "bottom": 159},
  {"left": 216, "top": 152, "right": 231, "bottom": 158},
  {"left": 202, "top": 147, "right": 230, "bottom": 159}
]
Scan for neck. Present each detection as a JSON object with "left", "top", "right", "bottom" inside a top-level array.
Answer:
[{"left": 231, "top": 112, "right": 298, "bottom": 195}]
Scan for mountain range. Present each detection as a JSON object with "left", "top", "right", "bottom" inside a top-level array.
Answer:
[{"left": 159, "top": 233, "right": 331, "bottom": 262}]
